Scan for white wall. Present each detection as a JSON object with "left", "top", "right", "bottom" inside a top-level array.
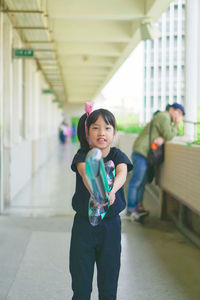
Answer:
[
  {"left": 0, "top": 12, "right": 4, "bottom": 212},
  {"left": 10, "top": 141, "right": 32, "bottom": 199},
  {"left": 64, "top": 103, "right": 85, "bottom": 121},
  {"left": 1, "top": 16, "right": 62, "bottom": 203}
]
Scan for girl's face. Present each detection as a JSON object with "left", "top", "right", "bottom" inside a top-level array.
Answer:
[{"left": 88, "top": 115, "right": 115, "bottom": 153}]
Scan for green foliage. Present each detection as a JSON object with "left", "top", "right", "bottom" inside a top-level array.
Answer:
[
  {"left": 117, "top": 124, "right": 143, "bottom": 134},
  {"left": 185, "top": 105, "right": 200, "bottom": 146},
  {"left": 186, "top": 140, "right": 200, "bottom": 147},
  {"left": 198, "top": 105, "right": 200, "bottom": 139},
  {"left": 115, "top": 113, "right": 143, "bottom": 134},
  {"left": 177, "top": 121, "right": 184, "bottom": 136}
]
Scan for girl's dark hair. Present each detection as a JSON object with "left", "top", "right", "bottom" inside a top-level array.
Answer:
[{"left": 77, "top": 109, "right": 116, "bottom": 150}]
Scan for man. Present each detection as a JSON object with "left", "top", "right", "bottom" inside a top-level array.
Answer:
[{"left": 127, "top": 102, "right": 185, "bottom": 222}]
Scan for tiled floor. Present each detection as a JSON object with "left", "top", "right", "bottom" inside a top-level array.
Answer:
[{"left": 1, "top": 143, "right": 200, "bottom": 300}]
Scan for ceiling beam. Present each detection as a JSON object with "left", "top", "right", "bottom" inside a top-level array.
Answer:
[
  {"left": 53, "top": 20, "right": 133, "bottom": 42},
  {"left": 0, "top": 10, "right": 44, "bottom": 13},
  {"left": 34, "top": 49, "right": 56, "bottom": 52},
  {"left": 14, "top": 27, "right": 48, "bottom": 30},
  {"left": 145, "top": 0, "right": 173, "bottom": 21},
  {"left": 27, "top": 41, "right": 54, "bottom": 43},
  {"left": 60, "top": 56, "right": 116, "bottom": 67},
  {"left": 47, "top": 0, "right": 145, "bottom": 20},
  {"left": 57, "top": 42, "right": 124, "bottom": 57}
]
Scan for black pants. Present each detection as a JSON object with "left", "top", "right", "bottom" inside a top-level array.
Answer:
[{"left": 69, "top": 214, "right": 121, "bottom": 300}]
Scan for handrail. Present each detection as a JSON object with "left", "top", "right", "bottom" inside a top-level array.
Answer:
[
  {"left": 183, "top": 120, "right": 200, "bottom": 139},
  {"left": 183, "top": 120, "right": 200, "bottom": 125}
]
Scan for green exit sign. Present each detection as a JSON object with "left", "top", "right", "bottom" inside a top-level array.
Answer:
[
  {"left": 42, "top": 89, "right": 54, "bottom": 94},
  {"left": 13, "top": 48, "right": 34, "bottom": 58}
]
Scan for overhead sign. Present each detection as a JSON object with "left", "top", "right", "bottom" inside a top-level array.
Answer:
[
  {"left": 42, "top": 89, "right": 54, "bottom": 94},
  {"left": 13, "top": 48, "right": 34, "bottom": 58}
]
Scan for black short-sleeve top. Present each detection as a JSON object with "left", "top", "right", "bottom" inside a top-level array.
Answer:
[{"left": 71, "top": 147, "right": 133, "bottom": 218}]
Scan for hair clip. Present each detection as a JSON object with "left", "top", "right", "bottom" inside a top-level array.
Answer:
[{"left": 85, "top": 102, "right": 94, "bottom": 116}]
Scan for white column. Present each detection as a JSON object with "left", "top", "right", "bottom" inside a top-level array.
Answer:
[
  {"left": 32, "top": 70, "right": 40, "bottom": 140},
  {"left": 24, "top": 59, "right": 33, "bottom": 139},
  {"left": 146, "top": 41, "right": 151, "bottom": 122},
  {"left": 185, "top": 0, "right": 199, "bottom": 139},
  {"left": 12, "top": 34, "right": 22, "bottom": 144},
  {"left": 3, "top": 18, "right": 13, "bottom": 147},
  {"left": 161, "top": 13, "right": 166, "bottom": 111},
  {"left": 0, "top": 12, "right": 4, "bottom": 213}
]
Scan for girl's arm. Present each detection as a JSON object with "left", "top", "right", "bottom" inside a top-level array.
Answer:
[
  {"left": 77, "top": 162, "right": 92, "bottom": 195},
  {"left": 109, "top": 163, "right": 127, "bottom": 205}
]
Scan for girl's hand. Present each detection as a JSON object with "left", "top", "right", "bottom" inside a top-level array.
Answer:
[{"left": 108, "top": 190, "right": 116, "bottom": 205}]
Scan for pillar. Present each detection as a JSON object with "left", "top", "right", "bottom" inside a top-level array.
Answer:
[
  {"left": 0, "top": 12, "right": 3, "bottom": 213},
  {"left": 3, "top": 17, "right": 13, "bottom": 147},
  {"left": 184, "top": 0, "right": 200, "bottom": 140}
]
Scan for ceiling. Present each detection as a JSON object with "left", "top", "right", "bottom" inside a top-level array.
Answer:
[{"left": 1, "top": 0, "right": 172, "bottom": 104}]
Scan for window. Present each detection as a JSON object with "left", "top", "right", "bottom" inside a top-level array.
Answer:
[
  {"left": 158, "top": 81, "right": 162, "bottom": 93},
  {"left": 158, "top": 66, "right": 162, "bottom": 77},
  {"left": 151, "top": 67, "right": 154, "bottom": 78},
  {"left": 158, "top": 96, "right": 162, "bottom": 109},
  {"left": 166, "top": 36, "right": 170, "bottom": 48},
  {"left": 181, "top": 66, "right": 184, "bottom": 79},
  {"left": 174, "top": 20, "right": 178, "bottom": 33},
  {"left": 181, "top": 35, "right": 185, "bottom": 49},
  {"left": 166, "top": 81, "right": 169, "bottom": 94},
  {"left": 158, "top": 51, "right": 162, "bottom": 63},
  {"left": 174, "top": 66, "right": 177, "bottom": 78},
  {"left": 174, "top": 35, "right": 178, "bottom": 48},
  {"left": 166, "top": 8, "right": 170, "bottom": 20},
  {"left": 173, "top": 81, "right": 177, "bottom": 93},
  {"left": 182, "top": 20, "right": 185, "bottom": 32},
  {"left": 166, "top": 21, "right": 170, "bottom": 33},
  {"left": 151, "top": 51, "right": 154, "bottom": 62},
  {"left": 144, "top": 67, "right": 147, "bottom": 78},
  {"left": 150, "top": 80, "right": 154, "bottom": 93},
  {"left": 182, "top": 4, "right": 185, "bottom": 19},
  {"left": 158, "top": 37, "right": 162, "bottom": 48},
  {"left": 151, "top": 96, "right": 154, "bottom": 108},
  {"left": 144, "top": 96, "right": 146, "bottom": 108},
  {"left": 174, "top": 4, "right": 178, "bottom": 18},
  {"left": 166, "top": 66, "right": 169, "bottom": 78},
  {"left": 174, "top": 51, "right": 177, "bottom": 63},
  {"left": 158, "top": 21, "right": 162, "bottom": 31}
]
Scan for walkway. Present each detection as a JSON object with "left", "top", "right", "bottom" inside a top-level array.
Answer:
[{"left": 1, "top": 143, "right": 200, "bottom": 300}]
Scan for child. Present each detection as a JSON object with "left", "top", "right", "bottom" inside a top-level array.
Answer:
[{"left": 70, "top": 108, "right": 133, "bottom": 300}]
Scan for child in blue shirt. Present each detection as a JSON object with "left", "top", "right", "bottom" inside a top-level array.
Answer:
[{"left": 70, "top": 108, "right": 132, "bottom": 300}]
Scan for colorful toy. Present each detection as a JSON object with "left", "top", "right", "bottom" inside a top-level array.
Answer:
[{"left": 85, "top": 148, "right": 115, "bottom": 226}]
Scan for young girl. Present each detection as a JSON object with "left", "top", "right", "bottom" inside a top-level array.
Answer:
[{"left": 70, "top": 108, "right": 133, "bottom": 300}]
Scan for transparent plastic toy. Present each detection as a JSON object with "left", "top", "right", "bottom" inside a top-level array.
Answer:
[{"left": 85, "top": 148, "right": 115, "bottom": 226}]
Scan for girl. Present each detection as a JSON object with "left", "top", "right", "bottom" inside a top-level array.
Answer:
[{"left": 70, "top": 108, "right": 133, "bottom": 300}]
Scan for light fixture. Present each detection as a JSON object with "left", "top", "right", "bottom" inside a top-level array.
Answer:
[{"left": 140, "top": 21, "right": 161, "bottom": 40}]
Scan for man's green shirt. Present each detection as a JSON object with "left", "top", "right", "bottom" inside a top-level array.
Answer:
[{"left": 133, "top": 111, "right": 179, "bottom": 158}]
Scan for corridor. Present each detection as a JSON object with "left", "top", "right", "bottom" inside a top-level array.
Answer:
[{"left": 1, "top": 143, "right": 200, "bottom": 300}]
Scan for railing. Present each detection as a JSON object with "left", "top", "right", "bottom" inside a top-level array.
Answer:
[{"left": 183, "top": 120, "right": 200, "bottom": 139}]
